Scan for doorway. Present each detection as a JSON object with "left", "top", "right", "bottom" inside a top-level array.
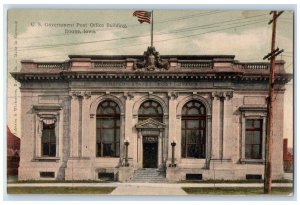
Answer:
[{"left": 143, "top": 136, "right": 158, "bottom": 168}]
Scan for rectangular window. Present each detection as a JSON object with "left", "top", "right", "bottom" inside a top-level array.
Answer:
[
  {"left": 186, "top": 174, "right": 203, "bottom": 180},
  {"left": 41, "top": 123, "right": 56, "bottom": 157},
  {"left": 181, "top": 118, "right": 205, "bottom": 159},
  {"left": 98, "top": 172, "right": 115, "bottom": 181},
  {"left": 246, "top": 174, "right": 262, "bottom": 180},
  {"left": 245, "top": 119, "right": 262, "bottom": 159},
  {"left": 40, "top": 172, "right": 55, "bottom": 178},
  {"left": 96, "top": 117, "right": 120, "bottom": 157}
]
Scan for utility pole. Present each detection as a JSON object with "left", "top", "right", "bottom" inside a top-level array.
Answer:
[{"left": 263, "top": 10, "right": 284, "bottom": 194}]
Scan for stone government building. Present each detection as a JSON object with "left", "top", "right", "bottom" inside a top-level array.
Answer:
[{"left": 11, "top": 47, "right": 292, "bottom": 182}]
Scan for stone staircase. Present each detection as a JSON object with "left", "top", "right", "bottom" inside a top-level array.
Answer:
[{"left": 126, "top": 168, "right": 167, "bottom": 183}]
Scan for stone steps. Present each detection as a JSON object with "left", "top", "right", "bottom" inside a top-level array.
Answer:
[{"left": 126, "top": 168, "right": 167, "bottom": 183}]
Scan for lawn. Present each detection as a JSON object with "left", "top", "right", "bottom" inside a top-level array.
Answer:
[
  {"left": 178, "top": 179, "right": 292, "bottom": 183},
  {"left": 8, "top": 180, "right": 114, "bottom": 183},
  {"left": 182, "top": 187, "right": 293, "bottom": 195},
  {"left": 7, "top": 187, "right": 116, "bottom": 194}
]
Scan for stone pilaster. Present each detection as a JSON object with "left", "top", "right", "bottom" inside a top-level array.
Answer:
[
  {"left": 167, "top": 92, "right": 178, "bottom": 162},
  {"left": 137, "top": 130, "right": 142, "bottom": 168},
  {"left": 158, "top": 130, "right": 163, "bottom": 168},
  {"left": 124, "top": 92, "right": 134, "bottom": 164},
  {"left": 69, "top": 91, "right": 81, "bottom": 158},
  {"left": 211, "top": 92, "right": 220, "bottom": 159},
  {"left": 81, "top": 91, "right": 91, "bottom": 157},
  {"left": 211, "top": 91, "right": 233, "bottom": 160},
  {"left": 223, "top": 91, "right": 233, "bottom": 160},
  {"left": 219, "top": 94, "right": 224, "bottom": 159}
]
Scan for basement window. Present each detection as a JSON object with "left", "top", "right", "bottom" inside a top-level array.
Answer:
[
  {"left": 186, "top": 174, "right": 203, "bottom": 180},
  {"left": 246, "top": 174, "right": 262, "bottom": 180},
  {"left": 40, "top": 172, "right": 55, "bottom": 178},
  {"left": 98, "top": 172, "right": 115, "bottom": 181}
]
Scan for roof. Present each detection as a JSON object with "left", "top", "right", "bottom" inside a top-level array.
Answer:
[
  {"left": 68, "top": 54, "right": 236, "bottom": 61},
  {"left": 11, "top": 47, "right": 292, "bottom": 83}
]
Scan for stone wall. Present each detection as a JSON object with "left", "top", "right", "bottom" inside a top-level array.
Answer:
[{"left": 15, "top": 57, "right": 284, "bottom": 181}]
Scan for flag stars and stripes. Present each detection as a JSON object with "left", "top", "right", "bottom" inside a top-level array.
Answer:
[{"left": 133, "top": 10, "right": 152, "bottom": 24}]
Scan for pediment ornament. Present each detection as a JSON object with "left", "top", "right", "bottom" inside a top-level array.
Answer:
[{"left": 135, "top": 118, "right": 166, "bottom": 129}]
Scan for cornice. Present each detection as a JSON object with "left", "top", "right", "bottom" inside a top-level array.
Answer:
[{"left": 11, "top": 71, "right": 292, "bottom": 84}]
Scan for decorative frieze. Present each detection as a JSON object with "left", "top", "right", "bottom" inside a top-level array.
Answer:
[{"left": 11, "top": 72, "right": 292, "bottom": 83}]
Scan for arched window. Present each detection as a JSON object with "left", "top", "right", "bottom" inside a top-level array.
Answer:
[
  {"left": 96, "top": 100, "right": 120, "bottom": 157},
  {"left": 138, "top": 100, "right": 163, "bottom": 122},
  {"left": 181, "top": 100, "right": 206, "bottom": 159}
]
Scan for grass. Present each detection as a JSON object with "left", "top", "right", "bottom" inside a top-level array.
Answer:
[
  {"left": 7, "top": 186, "right": 292, "bottom": 195},
  {"left": 182, "top": 187, "right": 293, "bottom": 195},
  {"left": 7, "top": 187, "right": 116, "bottom": 194},
  {"left": 8, "top": 180, "right": 114, "bottom": 184},
  {"left": 178, "top": 179, "right": 293, "bottom": 183}
]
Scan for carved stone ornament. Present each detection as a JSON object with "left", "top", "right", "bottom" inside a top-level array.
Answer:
[
  {"left": 83, "top": 91, "right": 91, "bottom": 99},
  {"left": 168, "top": 92, "right": 178, "bottom": 100},
  {"left": 213, "top": 91, "right": 233, "bottom": 100},
  {"left": 70, "top": 91, "right": 83, "bottom": 99},
  {"left": 124, "top": 92, "right": 134, "bottom": 100},
  {"left": 133, "top": 46, "right": 169, "bottom": 71},
  {"left": 135, "top": 118, "right": 166, "bottom": 129}
]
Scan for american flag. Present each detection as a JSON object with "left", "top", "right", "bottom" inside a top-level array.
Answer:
[{"left": 133, "top": 10, "right": 151, "bottom": 24}]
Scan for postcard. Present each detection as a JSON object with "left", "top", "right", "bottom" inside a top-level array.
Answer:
[{"left": 6, "top": 9, "right": 293, "bottom": 196}]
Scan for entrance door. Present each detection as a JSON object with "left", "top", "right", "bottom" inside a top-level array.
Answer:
[{"left": 143, "top": 136, "right": 158, "bottom": 168}]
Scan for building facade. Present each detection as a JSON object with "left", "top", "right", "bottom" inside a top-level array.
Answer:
[{"left": 12, "top": 47, "right": 292, "bottom": 181}]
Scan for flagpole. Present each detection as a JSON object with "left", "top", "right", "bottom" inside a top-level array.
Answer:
[{"left": 151, "top": 10, "right": 154, "bottom": 47}]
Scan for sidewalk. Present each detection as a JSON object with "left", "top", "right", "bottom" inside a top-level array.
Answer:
[{"left": 110, "top": 184, "right": 188, "bottom": 195}]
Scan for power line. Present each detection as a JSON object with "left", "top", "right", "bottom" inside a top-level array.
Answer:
[
  {"left": 151, "top": 20, "right": 267, "bottom": 45},
  {"left": 159, "top": 18, "right": 267, "bottom": 35},
  {"left": 32, "top": 41, "right": 149, "bottom": 60},
  {"left": 157, "top": 10, "right": 224, "bottom": 23},
  {"left": 158, "top": 13, "right": 267, "bottom": 34},
  {"left": 25, "top": 19, "right": 267, "bottom": 60},
  {"left": 17, "top": 34, "right": 150, "bottom": 51},
  {"left": 18, "top": 10, "right": 223, "bottom": 40},
  {"left": 16, "top": 16, "right": 268, "bottom": 51},
  {"left": 16, "top": 11, "right": 228, "bottom": 50}
]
